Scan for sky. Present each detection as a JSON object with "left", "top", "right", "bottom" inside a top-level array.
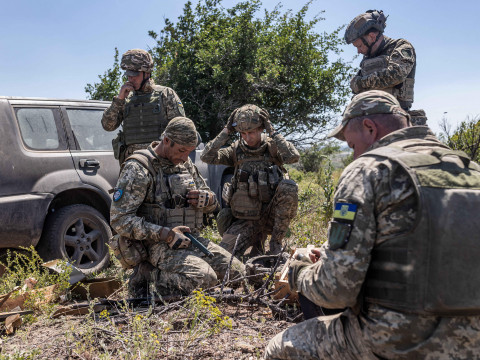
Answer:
[{"left": 2, "top": 0, "right": 480, "bottom": 136}]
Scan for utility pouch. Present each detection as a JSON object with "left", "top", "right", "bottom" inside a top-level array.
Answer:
[
  {"left": 166, "top": 208, "right": 185, "bottom": 228},
  {"left": 222, "top": 182, "right": 233, "bottom": 205},
  {"left": 248, "top": 175, "right": 258, "bottom": 198},
  {"left": 109, "top": 234, "right": 147, "bottom": 270},
  {"left": 112, "top": 130, "right": 126, "bottom": 161},
  {"left": 230, "top": 184, "right": 262, "bottom": 220},
  {"left": 258, "top": 170, "right": 272, "bottom": 203}
]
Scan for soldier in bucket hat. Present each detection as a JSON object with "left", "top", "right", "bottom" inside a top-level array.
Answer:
[
  {"left": 101, "top": 48, "right": 186, "bottom": 165},
  {"left": 110, "top": 117, "right": 245, "bottom": 297},
  {"left": 201, "top": 104, "right": 300, "bottom": 257},
  {"left": 263, "top": 90, "right": 480, "bottom": 359}
]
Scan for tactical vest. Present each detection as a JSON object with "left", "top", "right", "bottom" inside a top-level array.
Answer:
[
  {"left": 229, "top": 139, "right": 286, "bottom": 220},
  {"left": 363, "top": 139, "right": 480, "bottom": 315},
  {"left": 123, "top": 86, "right": 167, "bottom": 145},
  {"left": 124, "top": 150, "right": 203, "bottom": 231},
  {"left": 360, "top": 53, "right": 416, "bottom": 110}
]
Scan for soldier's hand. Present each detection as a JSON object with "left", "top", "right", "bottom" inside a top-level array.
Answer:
[
  {"left": 259, "top": 109, "right": 274, "bottom": 135},
  {"left": 187, "top": 190, "right": 216, "bottom": 208},
  {"left": 165, "top": 226, "right": 191, "bottom": 250},
  {"left": 225, "top": 109, "right": 238, "bottom": 134},
  {"left": 309, "top": 248, "right": 321, "bottom": 264},
  {"left": 118, "top": 82, "right": 135, "bottom": 100}
]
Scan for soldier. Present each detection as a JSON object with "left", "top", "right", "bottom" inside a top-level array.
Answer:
[
  {"left": 264, "top": 90, "right": 480, "bottom": 359},
  {"left": 109, "top": 117, "right": 245, "bottom": 297},
  {"left": 101, "top": 48, "right": 186, "bottom": 164},
  {"left": 345, "top": 10, "right": 427, "bottom": 125},
  {"left": 200, "top": 105, "right": 299, "bottom": 257}
]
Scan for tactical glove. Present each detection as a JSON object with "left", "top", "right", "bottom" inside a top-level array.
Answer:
[
  {"left": 259, "top": 109, "right": 274, "bottom": 135},
  {"left": 226, "top": 108, "right": 239, "bottom": 133},
  {"left": 160, "top": 226, "right": 191, "bottom": 250},
  {"left": 196, "top": 189, "right": 216, "bottom": 208}
]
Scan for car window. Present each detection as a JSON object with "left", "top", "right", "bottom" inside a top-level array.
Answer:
[
  {"left": 67, "top": 109, "right": 116, "bottom": 151},
  {"left": 16, "top": 108, "right": 63, "bottom": 150}
]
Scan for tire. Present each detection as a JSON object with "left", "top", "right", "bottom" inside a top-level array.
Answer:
[{"left": 37, "top": 204, "right": 111, "bottom": 275}]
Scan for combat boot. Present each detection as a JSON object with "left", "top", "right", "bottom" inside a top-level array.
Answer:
[{"left": 128, "top": 261, "right": 156, "bottom": 298}]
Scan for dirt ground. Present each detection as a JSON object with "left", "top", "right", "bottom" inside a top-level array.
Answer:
[{"left": 1, "top": 299, "right": 297, "bottom": 359}]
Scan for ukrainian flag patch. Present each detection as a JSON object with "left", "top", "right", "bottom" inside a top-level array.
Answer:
[{"left": 333, "top": 203, "right": 357, "bottom": 222}]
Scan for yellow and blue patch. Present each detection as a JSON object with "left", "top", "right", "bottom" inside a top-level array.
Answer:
[{"left": 333, "top": 203, "right": 357, "bottom": 222}]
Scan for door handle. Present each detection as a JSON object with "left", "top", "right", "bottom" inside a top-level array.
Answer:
[{"left": 79, "top": 159, "right": 100, "bottom": 167}]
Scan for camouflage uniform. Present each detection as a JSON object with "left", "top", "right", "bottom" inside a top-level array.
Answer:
[
  {"left": 350, "top": 36, "right": 416, "bottom": 111},
  {"left": 102, "top": 78, "right": 186, "bottom": 163},
  {"left": 110, "top": 138, "right": 245, "bottom": 295},
  {"left": 201, "top": 129, "right": 299, "bottom": 256},
  {"left": 264, "top": 126, "right": 480, "bottom": 359}
]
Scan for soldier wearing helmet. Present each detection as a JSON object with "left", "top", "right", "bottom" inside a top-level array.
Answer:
[
  {"left": 201, "top": 104, "right": 300, "bottom": 257},
  {"left": 264, "top": 90, "right": 480, "bottom": 359},
  {"left": 101, "top": 48, "right": 186, "bottom": 164},
  {"left": 345, "top": 10, "right": 427, "bottom": 125}
]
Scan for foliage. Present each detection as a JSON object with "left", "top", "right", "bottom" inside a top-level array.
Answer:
[
  {"left": 439, "top": 115, "right": 480, "bottom": 163},
  {"left": 0, "top": 247, "right": 71, "bottom": 312},
  {"left": 85, "top": 48, "right": 124, "bottom": 101},
  {"left": 300, "top": 141, "right": 341, "bottom": 173},
  {"left": 316, "top": 159, "right": 335, "bottom": 224},
  {"left": 86, "top": 0, "right": 354, "bottom": 144}
]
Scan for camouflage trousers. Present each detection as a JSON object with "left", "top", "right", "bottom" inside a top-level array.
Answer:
[
  {"left": 220, "top": 179, "right": 298, "bottom": 256},
  {"left": 264, "top": 309, "right": 375, "bottom": 360},
  {"left": 130, "top": 236, "right": 245, "bottom": 296}
]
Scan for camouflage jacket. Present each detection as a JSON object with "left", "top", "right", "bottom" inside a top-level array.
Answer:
[
  {"left": 110, "top": 143, "right": 216, "bottom": 242},
  {"left": 200, "top": 131, "right": 300, "bottom": 168},
  {"left": 351, "top": 37, "right": 416, "bottom": 106},
  {"left": 294, "top": 126, "right": 480, "bottom": 358},
  {"left": 101, "top": 79, "right": 185, "bottom": 132}
]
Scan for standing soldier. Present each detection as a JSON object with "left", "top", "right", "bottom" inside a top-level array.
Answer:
[
  {"left": 264, "top": 90, "right": 480, "bottom": 359},
  {"left": 109, "top": 117, "right": 245, "bottom": 296},
  {"left": 345, "top": 10, "right": 427, "bottom": 125},
  {"left": 201, "top": 105, "right": 299, "bottom": 257},
  {"left": 101, "top": 48, "right": 186, "bottom": 164}
]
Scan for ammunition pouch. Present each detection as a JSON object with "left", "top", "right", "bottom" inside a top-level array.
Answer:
[
  {"left": 222, "top": 182, "right": 233, "bottom": 205},
  {"left": 112, "top": 130, "right": 127, "bottom": 162},
  {"left": 397, "top": 77, "right": 415, "bottom": 103},
  {"left": 257, "top": 170, "right": 271, "bottom": 203},
  {"left": 109, "top": 234, "right": 147, "bottom": 270},
  {"left": 230, "top": 182, "right": 262, "bottom": 220},
  {"left": 165, "top": 208, "right": 203, "bottom": 230}
]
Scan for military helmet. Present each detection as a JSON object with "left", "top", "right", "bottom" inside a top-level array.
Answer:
[
  {"left": 344, "top": 10, "right": 387, "bottom": 44},
  {"left": 120, "top": 49, "right": 154, "bottom": 73},
  {"left": 232, "top": 104, "right": 264, "bottom": 132}
]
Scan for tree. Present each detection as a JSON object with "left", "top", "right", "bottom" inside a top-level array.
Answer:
[
  {"left": 86, "top": 0, "right": 353, "bottom": 144},
  {"left": 85, "top": 48, "right": 123, "bottom": 101},
  {"left": 440, "top": 115, "right": 480, "bottom": 163}
]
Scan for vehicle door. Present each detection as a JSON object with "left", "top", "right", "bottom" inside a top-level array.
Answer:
[
  {"left": 61, "top": 106, "right": 120, "bottom": 196},
  {"left": 1, "top": 103, "right": 76, "bottom": 247}
]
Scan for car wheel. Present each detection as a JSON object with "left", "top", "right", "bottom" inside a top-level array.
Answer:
[{"left": 37, "top": 204, "right": 111, "bottom": 275}]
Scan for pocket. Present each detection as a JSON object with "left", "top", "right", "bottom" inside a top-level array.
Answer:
[
  {"left": 230, "top": 187, "right": 262, "bottom": 220},
  {"left": 258, "top": 171, "right": 272, "bottom": 203}
]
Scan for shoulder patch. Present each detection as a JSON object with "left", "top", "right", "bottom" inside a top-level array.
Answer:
[
  {"left": 401, "top": 49, "right": 412, "bottom": 58},
  {"left": 113, "top": 188, "right": 123, "bottom": 202},
  {"left": 333, "top": 203, "right": 357, "bottom": 222},
  {"left": 177, "top": 100, "right": 183, "bottom": 108}
]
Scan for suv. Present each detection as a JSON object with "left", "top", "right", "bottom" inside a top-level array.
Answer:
[{"left": 0, "top": 96, "right": 231, "bottom": 274}]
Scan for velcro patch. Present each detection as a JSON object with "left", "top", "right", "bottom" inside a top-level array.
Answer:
[
  {"left": 333, "top": 203, "right": 357, "bottom": 222},
  {"left": 113, "top": 188, "right": 123, "bottom": 202},
  {"left": 328, "top": 221, "right": 352, "bottom": 250},
  {"left": 177, "top": 101, "right": 184, "bottom": 108}
]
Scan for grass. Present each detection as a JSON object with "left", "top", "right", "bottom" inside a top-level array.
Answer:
[{"left": 0, "top": 166, "right": 343, "bottom": 358}]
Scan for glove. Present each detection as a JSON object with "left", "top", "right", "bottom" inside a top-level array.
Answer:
[
  {"left": 196, "top": 189, "right": 216, "bottom": 208},
  {"left": 226, "top": 108, "right": 239, "bottom": 133},
  {"left": 288, "top": 256, "right": 312, "bottom": 292},
  {"left": 259, "top": 109, "right": 274, "bottom": 135},
  {"left": 160, "top": 226, "right": 191, "bottom": 249}
]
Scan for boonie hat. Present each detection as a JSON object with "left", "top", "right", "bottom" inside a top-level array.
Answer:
[{"left": 328, "top": 90, "right": 410, "bottom": 141}]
